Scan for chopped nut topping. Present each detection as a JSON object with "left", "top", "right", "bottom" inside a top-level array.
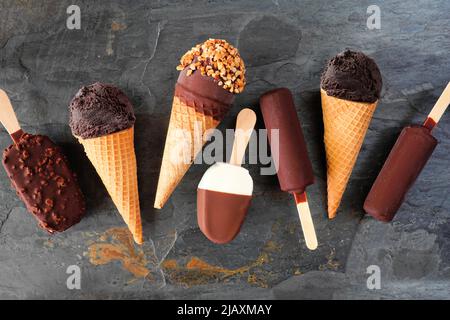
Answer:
[
  {"left": 21, "top": 150, "right": 29, "bottom": 160},
  {"left": 45, "top": 198, "right": 54, "bottom": 208},
  {"left": 176, "top": 39, "right": 246, "bottom": 93},
  {"left": 56, "top": 177, "right": 66, "bottom": 188}
]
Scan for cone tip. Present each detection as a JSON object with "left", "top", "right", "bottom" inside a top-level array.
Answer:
[
  {"left": 327, "top": 206, "right": 338, "bottom": 219},
  {"left": 154, "top": 186, "right": 172, "bottom": 209},
  {"left": 153, "top": 197, "right": 164, "bottom": 209}
]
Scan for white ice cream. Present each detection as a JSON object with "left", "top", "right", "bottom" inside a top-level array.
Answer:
[{"left": 198, "top": 162, "right": 253, "bottom": 196}]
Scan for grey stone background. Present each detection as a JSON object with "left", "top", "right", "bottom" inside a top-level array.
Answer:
[{"left": 0, "top": 0, "right": 449, "bottom": 299}]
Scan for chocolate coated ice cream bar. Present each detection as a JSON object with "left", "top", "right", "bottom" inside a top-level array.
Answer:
[
  {"left": 364, "top": 82, "right": 450, "bottom": 221},
  {"left": 1, "top": 89, "right": 85, "bottom": 233},
  {"left": 260, "top": 88, "right": 318, "bottom": 250}
]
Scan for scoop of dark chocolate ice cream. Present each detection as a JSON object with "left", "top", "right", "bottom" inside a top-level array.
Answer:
[
  {"left": 321, "top": 50, "right": 382, "bottom": 103},
  {"left": 69, "top": 82, "right": 135, "bottom": 139}
]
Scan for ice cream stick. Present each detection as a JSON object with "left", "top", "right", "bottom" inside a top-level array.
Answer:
[
  {"left": 294, "top": 192, "right": 318, "bottom": 250},
  {"left": 0, "top": 89, "right": 22, "bottom": 143},
  {"left": 229, "top": 108, "right": 257, "bottom": 166},
  {"left": 423, "top": 82, "right": 450, "bottom": 130}
]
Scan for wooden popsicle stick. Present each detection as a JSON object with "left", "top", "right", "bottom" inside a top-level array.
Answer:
[
  {"left": 423, "top": 82, "right": 450, "bottom": 130},
  {"left": 229, "top": 108, "right": 257, "bottom": 166},
  {"left": 0, "top": 89, "right": 21, "bottom": 136},
  {"left": 294, "top": 192, "right": 318, "bottom": 250}
]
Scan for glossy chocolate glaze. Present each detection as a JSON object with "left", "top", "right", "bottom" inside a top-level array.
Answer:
[
  {"left": 260, "top": 88, "right": 314, "bottom": 194},
  {"left": 364, "top": 125, "right": 437, "bottom": 222},
  {"left": 197, "top": 188, "right": 252, "bottom": 244},
  {"left": 175, "top": 69, "right": 235, "bottom": 120}
]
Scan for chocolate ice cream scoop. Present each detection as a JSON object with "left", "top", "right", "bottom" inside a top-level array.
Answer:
[
  {"left": 1, "top": 89, "right": 85, "bottom": 233},
  {"left": 69, "top": 82, "right": 135, "bottom": 139},
  {"left": 321, "top": 50, "right": 382, "bottom": 103}
]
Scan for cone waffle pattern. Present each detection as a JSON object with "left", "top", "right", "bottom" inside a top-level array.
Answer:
[
  {"left": 78, "top": 127, "right": 142, "bottom": 244},
  {"left": 154, "top": 96, "right": 230, "bottom": 209},
  {"left": 321, "top": 89, "right": 377, "bottom": 219}
]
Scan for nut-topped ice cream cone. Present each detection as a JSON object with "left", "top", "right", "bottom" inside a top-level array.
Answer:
[
  {"left": 320, "top": 50, "right": 382, "bottom": 219},
  {"left": 69, "top": 83, "right": 142, "bottom": 244},
  {"left": 154, "top": 39, "right": 246, "bottom": 209}
]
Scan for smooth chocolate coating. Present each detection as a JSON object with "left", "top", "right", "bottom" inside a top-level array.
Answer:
[
  {"left": 197, "top": 188, "right": 251, "bottom": 244},
  {"left": 175, "top": 69, "right": 234, "bottom": 120},
  {"left": 260, "top": 88, "right": 314, "bottom": 194},
  {"left": 364, "top": 126, "right": 437, "bottom": 222},
  {"left": 2, "top": 133, "right": 86, "bottom": 232}
]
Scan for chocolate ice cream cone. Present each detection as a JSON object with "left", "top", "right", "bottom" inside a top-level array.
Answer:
[
  {"left": 154, "top": 39, "right": 246, "bottom": 209},
  {"left": 320, "top": 50, "right": 382, "bottom": 218},
  {"left": 69, "top": 83, "right": 142, "bottom": 243}
]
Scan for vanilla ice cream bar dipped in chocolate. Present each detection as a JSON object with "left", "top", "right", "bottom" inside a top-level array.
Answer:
[
  {"left": 0, "top": 89, "right": 85, "bottom": 233},
  {"left": 197, "top": 108, "right": 256, "bottom": 244}
]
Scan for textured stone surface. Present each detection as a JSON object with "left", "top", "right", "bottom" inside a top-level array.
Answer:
[{"left": 0, "top": 0, "right": 449, "bottom": 299}]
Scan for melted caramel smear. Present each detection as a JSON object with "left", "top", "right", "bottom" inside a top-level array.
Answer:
[
  {"left": 111, "top": 21, "right": 126, "bottom": 31},
  {"left": 160, "top": 223, "right": 288, "bottom": 287},
  {"left": 162, "top": 253, "right": 269, "bottom": 287},
  {"left": 186, "top": 256, "right": 254, "bottom": 276},
  {"left": 88, "top": 227, "right": 150, "bottom": 278}
]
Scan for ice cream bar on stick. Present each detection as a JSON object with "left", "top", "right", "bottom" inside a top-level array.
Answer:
[
  {"left": 0, "top": 89, "right": 86, "bottom": 233},
  {"left": 197, "top": 108, "right": 256, "bottom": 244},
  {"left": 364, "top": 82, "right": 450, "bottom": 222},
  {"left": 260, "top": 88, "right": 318, "bottom": 250}
]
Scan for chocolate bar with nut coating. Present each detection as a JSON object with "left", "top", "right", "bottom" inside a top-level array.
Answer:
[{"left": 2, "top": 131, "right": 85, "bottom": 232}]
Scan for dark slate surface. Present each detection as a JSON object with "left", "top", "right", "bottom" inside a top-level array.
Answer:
[{"left": 0, "top": 0, "right": 449, "bottom": 299}]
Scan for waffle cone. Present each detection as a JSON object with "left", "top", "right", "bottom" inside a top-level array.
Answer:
[
  {"left": 154, "top": 96, "right": 230, "bottom": 209},
  {"left": 77, "top": 127, "right": 142, "bottom": 244},
  {"left": 321, "top": 89, "right": 377, "bottom": 219}
]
